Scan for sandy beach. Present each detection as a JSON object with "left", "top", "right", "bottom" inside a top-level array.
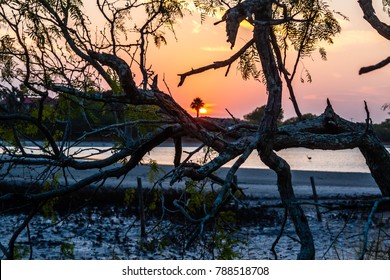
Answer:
[
  {"left": 125, "top": 165, "right": 380, "bottom": 198},
  {"left": 2, "top": 163, "right": 381, "bottom": 199}
]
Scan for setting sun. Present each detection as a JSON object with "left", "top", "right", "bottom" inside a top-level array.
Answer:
[{"left": 199, "top": 108, "right": 207, "bottom": 114}]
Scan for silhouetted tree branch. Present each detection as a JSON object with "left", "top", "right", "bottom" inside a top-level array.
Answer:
[
  {"left": 358, "top": 0, "right": 390, "bottom": 74},
  {"left": 178, "top": 39, "right": 255, "bottom": 86},
  {"left": 1, "top": 0, "right": 390, "bottom": 260}
]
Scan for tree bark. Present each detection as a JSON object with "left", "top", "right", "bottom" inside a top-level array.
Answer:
[
  {"left": 253, "top": 3, "right": 315, "bottom": 259},
  {"left": 258, "top": 142, "right": 315, "bottom": 259},
  {"left": 270, "top": 30, "right": 303, "bottom": 119},
  {"left": 358, "top": 0, "right": 390, "bottom": 40},
  {"left": 173, "top": 136, "right": 182, "bottom": 167},
  {"left": 358, "top": 0, "right": 390, "bottom": 74},
  {"left": 359, "top": 132, "right": 390, "bottom": 196}
]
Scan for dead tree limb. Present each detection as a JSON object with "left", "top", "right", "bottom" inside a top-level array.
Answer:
[
  {"left": 358, "top": 0, "right": 390, "bottom": 40},
  {"left": 177, "top": 39, "right": 255, "bottom": 86},
  {"left": 359, "top": 56, "right": 390, "bottom": 74},
  {"left": 358, "top": 0, "right": 390, "bottom": 74},
  {"left": 271, "top": 207, "right": 288, "bottom": 260},
  {"left": 251, "top": 2, "right": 314, "bottom": 259}
]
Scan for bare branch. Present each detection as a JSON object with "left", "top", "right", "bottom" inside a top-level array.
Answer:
[
  {"left": 271, "top": 207, "right": 288, "bottom": 260},
  {"left": 178, "top": 39, "right": 255, "bottom": 86},
  {"left": 225, "top": 108, "right": 239, "bottom": 123},
  {"left": 358, "top": 0, "right": 390, "bottom": 40},
  {"left": 88, "top": 51, "right": 138, "bottom": 98},
  {"left": 364, "top": 101, "right": 373, "bottom": 131},
  {"left": 359, "top": 56, "right": 390, "bottom": 74}
]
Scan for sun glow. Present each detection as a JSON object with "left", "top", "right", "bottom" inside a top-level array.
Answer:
[{"left": 199, "top": 108, "right": 208, "bottom": 114}]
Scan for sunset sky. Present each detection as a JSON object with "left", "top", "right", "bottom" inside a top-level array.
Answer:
[{"left": 87, "top": 0, "right": 390, "bottom": 123}]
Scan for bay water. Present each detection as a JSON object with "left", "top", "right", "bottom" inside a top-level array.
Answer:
[{"left": 55, "top": 142, "right": 390, "bottom": 174}]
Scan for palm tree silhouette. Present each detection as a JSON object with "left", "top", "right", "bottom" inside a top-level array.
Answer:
[{"left": 190, "top": 97, "right": 205, "bottom": 118}]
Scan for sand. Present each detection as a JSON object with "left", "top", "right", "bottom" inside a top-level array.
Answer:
[
  {"left": 2, "top": 163, "right": 381, "bottom": 199},
  {"left": 126, "top": 165, "right": 380, "bottom": 198}
]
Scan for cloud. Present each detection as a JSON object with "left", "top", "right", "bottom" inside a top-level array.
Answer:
[
  {"left": 192, "top": 20, "right": 202, "bottom": 34},
  {"left": 200, "top": 46, "right": 231, "bottom": 52},
  {"left": 326, "top": 30, "right": 383, "bottom": 50}
]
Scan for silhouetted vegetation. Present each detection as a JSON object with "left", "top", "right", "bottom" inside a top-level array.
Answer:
[
  {"left": 243, "top": 105, "right": 284, "bottom": 124},
  {"left": 373, "top": 119, "right": 390, "bottom": 143}
]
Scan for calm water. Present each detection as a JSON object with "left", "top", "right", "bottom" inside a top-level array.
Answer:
[
  {"left": 144, "top": 146, "right": 384, "bottom": 173},
  {"left": 5, "top": 142, "right": 390, "bottom": 173}
]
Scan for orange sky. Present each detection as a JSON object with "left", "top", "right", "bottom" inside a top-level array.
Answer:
[{"left": 85, "top": 0, "right": 390, "bottom": 123}]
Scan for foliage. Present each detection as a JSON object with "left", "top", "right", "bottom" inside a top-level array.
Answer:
[
  {"left": 277, "top": 0, "right": 341, "bottom": 56},
  {"left": 243, "top": 105, "right": 284, "bottom": 124},
  {"left": 1, "top": 0, "right": 390, "bottom": 261},
  {"left": 190, "top": 97, "right": 205, "bottom": 117},
  {"left": 60, "top": 242, "right": 75, "bottom": 260},
  {"left": 383, "top": 0, "right": 390, "bottom": 16},
  {"left": 373, "top": 120, "right": 390, "bottom": 143},
  {"left": 41, "top": 173, "right": 61, "bottom": 224},
  {"left": 147, "top": 159, "right": 166, "bottom": 183},
  {"left": 124, "top": 188, "right": 136, "bottom": 206},
  {"left": 375, "top": 104, "right": 390, "bottom": 142},
  {"left": 184, "top": 179, "right": 211, "bottom": 216},
  {"left": 283, "top": 113, "right": 317, "bottom": 125},
  {"left": 212, "top": 210, "right": 240, "bottom": 259},
  {"left": 180, "top": 180, "right": 241, "bottom": 259},
  {"left": 382, "top": 103, "right": 390, "bottom": 113},
  {"left": 13, "top": 244, "right": 30, "bottom": 260},
  {"left": 147, "top": 188, "right": 163, "bottom": 212},
  {"left": 238, "top": 45, "right": 262, "bottom": 82},
  {"left": 194, "top": 0, "right": 342, "bottom": 84}
]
